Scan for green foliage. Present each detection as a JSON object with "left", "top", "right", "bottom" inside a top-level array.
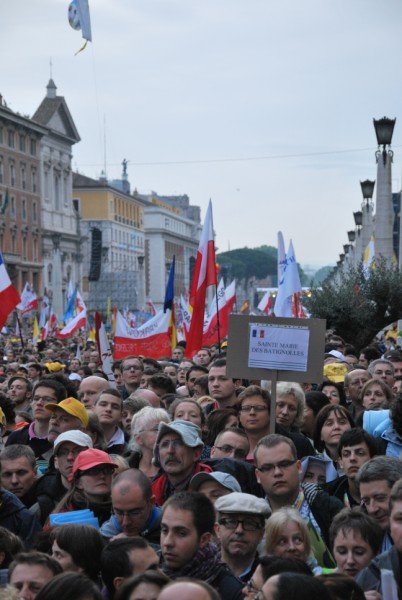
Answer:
[
  {"left": 304, "top": 259, "right": 402, "bottom": 350},
  {"left": 217, "top": 244, "right": 307, "bottom": 285}
]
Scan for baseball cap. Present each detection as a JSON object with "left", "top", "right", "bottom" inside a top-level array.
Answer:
[
  {"left": 156, "top": 420, "right": 203, "bottom": 448},
  {"left": 215, "top": 492, "right": 271, "bottom": 517},
  {"left": 189, "top": 471, "right": 241, "bottom": 493},
  {"left": 45, "top": 397, "right": 89, "bottom": 428},
  {"left": 68, "top": 373, "right": 82, "bottom": 382},
  {"left": 44, "top": 362, "right": 65, "bottom": 373},
  {"left": 71, "top": 448, "right": 117, "bottom": 480},
  {"left": 323, "top": 362, "right": 348, "bottom": 383},
  {"left": 54, "top": 430, "right": 93, "bottom": 453}
]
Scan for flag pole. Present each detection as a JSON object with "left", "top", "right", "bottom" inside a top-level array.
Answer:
[
  {"left": 214, "top": 283, "right": 222, "bottom": 351},
  {"left": 15, "top": 312, "right": 25, "bottom": 350}
]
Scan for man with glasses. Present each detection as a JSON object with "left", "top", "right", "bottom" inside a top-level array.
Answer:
[
  {"left": 152, "top": 420, "right": 213, "bottom": 506},
  {"left": 189, "top": 471, "right": 241, "bottom": 504},
  {"left": 6, "top": 379, "right": 67, "bottom": 464},
  {"left": 344, "top": 369, "right": 371, "bottom": 420},
  {"left": 210, "top": 428, "right": 250, "bottom": 461},
  {"left": 357, "top": 456, "right": 402, "bottom": 552},
  {"left": 101, "top": 468, "right": 162, "bottom": 547},
  {"left": 120, "top": 356, "right": 144, "bottom": 399},
  {"left": 215, "top": 492, "right": 270, "bottom": 581},
  {"left": 254, "top": 434, "right": 342, "bottom": 567}
]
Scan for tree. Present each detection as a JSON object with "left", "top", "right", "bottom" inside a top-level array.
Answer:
[{"left": 304, "top": 259, "right": 402, "bottom": 351}]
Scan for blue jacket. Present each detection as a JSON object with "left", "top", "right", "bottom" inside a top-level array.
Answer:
[
  {"left": 100, "top": 505, "right": 161, "bottom": 548},
  {"left": 0, "top": 488, "right": 42, "bottom": 548},
  {"left": 381, "top": 426, "right": 402, "bottom": 459}
]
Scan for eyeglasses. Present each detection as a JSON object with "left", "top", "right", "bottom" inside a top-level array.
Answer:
[
  {"left": 214, "top": 445, "right": 248, "bottom": 459},
  {"left": 123, "top": 365, "right": 142, "bottom": 372},
  {"left": 218, "top": 517, "right": 263, "bottom": 531},
  {"left": 80, "top": 465, "right": 114, "bottom": 477},
  {"left": 255, "top": 459, "right": 297, "bottom": 473},
  {"left": 114, "top": 506, "right": 147, "bottom": 519},
  {"left": 32, "top": 395, "right": 56, "bottom": 403},
  {"left": 240, "top": 405, "right": 268, "bottom": 413},
  {"left": 56, "top": 447, "right": 83, "bottom": 458},
  {"left": 159, "top": 438, "right": 185, "bottom": 451},
  {"left": 139, "top": 426, "right": 160, "bottom": 433}
]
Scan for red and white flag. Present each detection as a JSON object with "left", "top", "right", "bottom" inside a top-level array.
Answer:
[
  {"left": 95, "top": 312, "right": 116, "bottom": 387},
  {"left": 202, "top": 279, "right": 236, "bottom": 346},
  {"left": 258, "top": 290, "right": 274, "bottom": 315},
  {"left": 17, "top": 283, "right": 38, "bottom": 315},
  {"left": 56, "top": 309, "right": 87, "bottom": 339},
  {"left": 0, "top": 253, "right": 20, "bottom": 329},
  {"left": 41, "top": 311, "right": 57, "bottom": 341},
  {"left": 186, "top": 200, "right": 217, "bottom": 357},
  {"left": 114, "top": 309, "right": 171, "bottom": 360}
]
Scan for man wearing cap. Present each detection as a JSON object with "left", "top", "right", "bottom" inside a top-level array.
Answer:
[
  {"left": 6, "top": 379, "right": 68, "bottom": 465},
  {"left": 189, "top": 471, "right": 241, "bottom": 505},
  {"left": 46, "top": 397, "right": 89, "bottom": 442},
  {"left": 100, "top": 468, "right": 162, "bottom": 547},
  {"left": 215, "top": 492, "right": 270, "bottom": 581},
  {"left": 31, "top": 430, "right": 93, "bottom": 524},
  {"left": 344, "top": 369, "right": 371, "bottom": 420},
  {"left": 151, "top": 420, "right": 213, "bottom": 506}
]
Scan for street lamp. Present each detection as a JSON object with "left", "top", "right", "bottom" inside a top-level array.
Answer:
[
  {"left": 347, "top": 230, "right": 356, "bottom": 243},
  {"left": 360, "top": 180, "right": 376, "bottom": 211},
  {"left": 353, "top": 211, "right": 363, "bottom": 228},
  {"left": 373, "top": 117, "right": 396, "bottom": 165},
  {"left": 343, "top": 244, "right": 351, "bottom": 254},
  {"left": 339, "top": 253, "right": 345, "bottom": 262}
]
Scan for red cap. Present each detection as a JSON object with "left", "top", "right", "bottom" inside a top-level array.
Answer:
[{"left": 71, "top": 448, "right": 117, "bottom": 480}]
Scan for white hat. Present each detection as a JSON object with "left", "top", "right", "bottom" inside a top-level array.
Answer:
[
  {"left": 215, "top": 492, "right": 271, "bottom": 517},
  {"left": 54, "top": 430, "right": 93, "bottom": 452},
  {"left": 68, "top": 373, "right": 82, "bottom": 381}
]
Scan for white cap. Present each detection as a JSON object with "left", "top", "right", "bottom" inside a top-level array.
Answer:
[
  {"left": 68, "top": 373, "right": 82, "bottom": 381},
  {"left": 54, "top": 430, "right": 93, "bottom": 452}
]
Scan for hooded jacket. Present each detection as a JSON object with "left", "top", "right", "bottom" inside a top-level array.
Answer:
[
  {"left": 100, "top": 505, "right": 162, "bottom": 547},
  {"left": 356, "top": 545, "right": 401, "bottom": 595},
  {"left": 0, "top": 488, "right": 42, "bottom": 548}
]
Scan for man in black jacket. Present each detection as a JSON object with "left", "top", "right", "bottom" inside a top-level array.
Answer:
[
  {"left": 254, "top": 434, "right": 343, "bottom": 568},
  {"left": 160, "top": 491, "right": 243, "bottom": 600}
]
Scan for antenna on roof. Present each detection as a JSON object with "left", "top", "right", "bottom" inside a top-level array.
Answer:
[{"left": 50, "top": 57, "right": 53, "bottom": 79}]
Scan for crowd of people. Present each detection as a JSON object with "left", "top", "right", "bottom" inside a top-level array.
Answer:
[{"left": 0, "top": 333, "right": 400, "bottom": 599}]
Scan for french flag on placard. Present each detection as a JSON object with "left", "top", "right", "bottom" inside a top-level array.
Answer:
[{"left": 0, "top": 253, "right": 21, "bottom": 330}]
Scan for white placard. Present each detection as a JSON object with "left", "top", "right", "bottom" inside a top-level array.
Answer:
[{"left": 248, "top": 323, "right": 310, "bottom": 371}]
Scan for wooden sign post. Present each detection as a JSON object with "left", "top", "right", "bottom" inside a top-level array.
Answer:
[{"left": 226, "top": 315, "right": 326, "bottom": 433}]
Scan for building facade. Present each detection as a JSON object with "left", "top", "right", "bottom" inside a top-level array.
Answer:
[
  {"left": 140, "top": 193, "right": 202, "bottom": 307},
  {"left": 73, "top": 171, "right": 147, "bottom": 312},
  {"left": 0, "top": 96, "right": 47, "bottom": 293},
  {"left": 32, "top": 80, "right": 82, "bottom": 318}
]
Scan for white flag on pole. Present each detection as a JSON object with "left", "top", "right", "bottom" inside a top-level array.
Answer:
[{"left": 274, "top": 240, "right": 302, "bottom": 317}]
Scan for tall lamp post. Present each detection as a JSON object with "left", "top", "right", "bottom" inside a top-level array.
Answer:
[
  {"left": 360, "top": 179, "right": 375, "bottom": 262},
  {"left": 353, "top": 211, "right": 363, "bottom": 266},
  {"left": 373, "top": 117, "right": 396, "bottom": 263}
]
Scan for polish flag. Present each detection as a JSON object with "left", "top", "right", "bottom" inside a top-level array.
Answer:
[
  {"left": 17, "top": 283, "right": 38, "bottom": 315},
  {"left": 0, "top": 253, "right": 20, "bottom": 329},
  {"left": 186, "top": 200, "right": 217, "bottom": 357},
  {"left": 57, "top": 309, "right": 87, "bottom": 339},
  {"left": 41, "top": 311, "right": 57, "bottom": 341},
  {"left": 258, "top": 291, "right": 274, "bottom": 315},
  {"left": 114, "top": 309, "right": 171, "bottom": 359}
]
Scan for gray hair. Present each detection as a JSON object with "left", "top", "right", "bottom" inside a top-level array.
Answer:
[
  {"left": 276, "top": 382, "right": 306, "bottom": 428},
  {"left": 129, "top": 406, "right": 170, "bottom": 451},
  {"left": 368, "top": 359, "right": 394, "bottom": 376},
  {"left": 0, "top": 444, "right": 36, "bottom": 469},
  {"left": 356, "top": 456, "right": 402, "bottom": 488}
]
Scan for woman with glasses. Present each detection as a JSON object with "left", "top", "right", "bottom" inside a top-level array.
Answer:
[
  {"left": 50, "top": 448, "right": 117, "bottom": 526},
  {"left": 128, "top": 406, "right": 170, "bottom": 478},
  {"left": 238, "top": 386, "right": 271, "bottom": 463}
]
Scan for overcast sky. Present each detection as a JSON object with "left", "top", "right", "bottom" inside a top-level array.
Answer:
[{"left": 2, "top": 0, "right": 402, "bottom": 267}]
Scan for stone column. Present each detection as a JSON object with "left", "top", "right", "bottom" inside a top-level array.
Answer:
[
  {"left": 51, "top": 233, "right": 64, "bottom": 319},
  {"left": 374, "top": 153, "right": 394, "bottom": 262}
]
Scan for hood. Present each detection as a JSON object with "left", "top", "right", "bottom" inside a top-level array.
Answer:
[{"left": 301, "top": 455, "right": 338, "bottom": 483}]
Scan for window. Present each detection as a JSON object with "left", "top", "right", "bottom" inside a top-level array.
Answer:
[
  {"left": 10, "top": 196, "right": 15, "bottom": 218},
  {"left": 11, "top": 234, "right": 16, "bottom": 253},
  {"left": 8, "top": 130, "right": 14, "bottom": 148},
  {"left": 54, "top": 173, "right": 60, "bottom": 210},
  {"left": 21, "top": 165, "right": 26, "bottom": 190},
  {"left": 48, "top": 264, "right": 52, "bottom": 285},
  {"left": 31, "top": 168, "right": 37, "bottom": 193},
  {"left": 30, "top": 138, "right": 36, "bottom": 156},
  {"left": 22, "top": 236, "right": 27, "bottom": 260},
  {"left": 10, "top": 164, "right": 15, "bottom": 187},
  {"left": 19, "top": 135, "right": 26, "bottom": 153},
  {"left": 32, "top": 201, "right": 37, "bottom": 222},
  {"left": 22, "top": 199, "right": 26, "bottom": 221},
  {"left": 0, "top": 161, "right": 3, "bottom": 184},
  {"left": 0, "top": 127, "right": 3, "bottom": 144}
]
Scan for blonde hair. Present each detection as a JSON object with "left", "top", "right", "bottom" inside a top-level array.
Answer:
[
  {"left": 276, "top": 382, "right": 306, "bottom": 428},
  {"left": 265, "top": 507, "right": 311, "bottom": 558}
]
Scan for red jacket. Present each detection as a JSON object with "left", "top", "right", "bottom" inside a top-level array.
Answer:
[{"left": 152, "top": 462, "right": 213, "bottom": 506}]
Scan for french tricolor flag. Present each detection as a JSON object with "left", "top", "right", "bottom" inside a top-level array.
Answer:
[{"left": 0, "top": 253, "right": 21, "bottom": 330}]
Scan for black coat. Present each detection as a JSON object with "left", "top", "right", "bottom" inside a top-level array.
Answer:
[{"left": 0, "top": 488, "right": 42, "bottom": 548}]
